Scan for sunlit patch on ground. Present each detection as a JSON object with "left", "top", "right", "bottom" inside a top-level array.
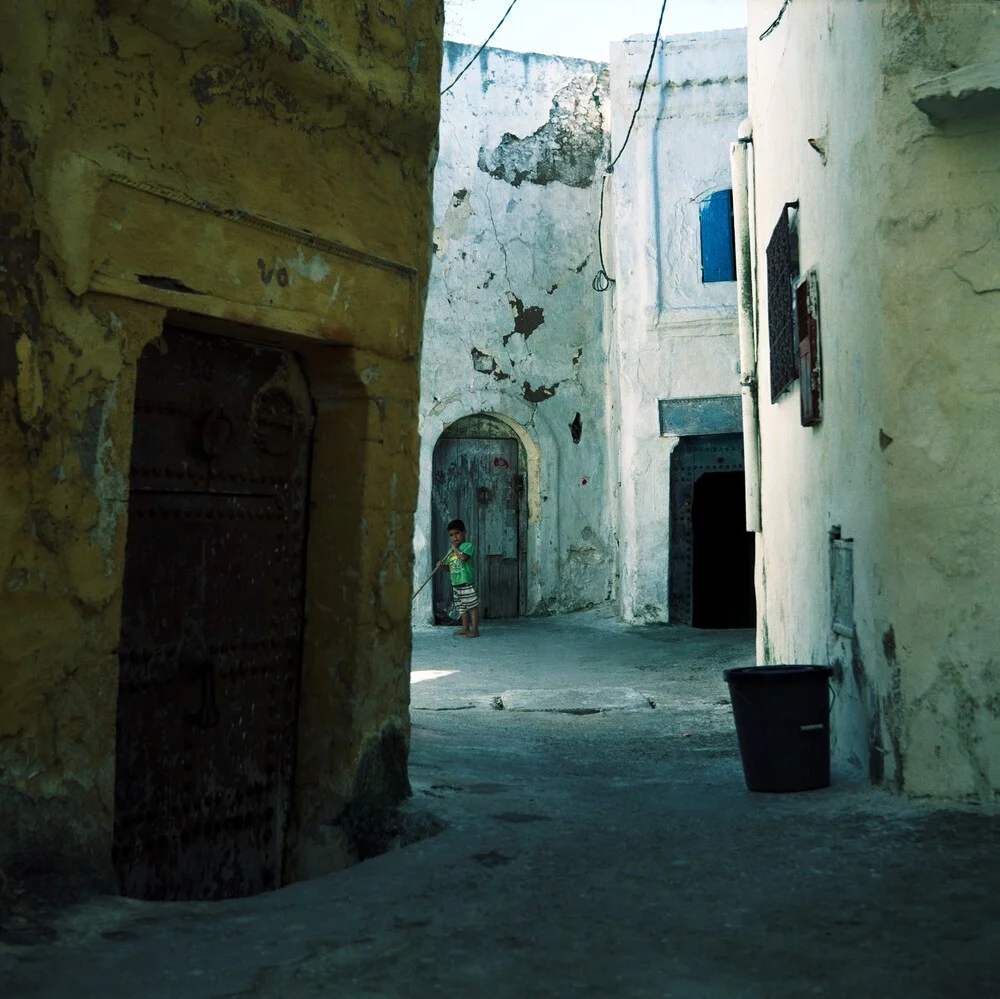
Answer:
[{"left": 410, "top": 669, "right": 458, "bottom": 684}]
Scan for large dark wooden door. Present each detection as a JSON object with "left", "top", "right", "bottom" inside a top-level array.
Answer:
[
  {"left": 431, "top": 435, "right": 521, "bottom": 621},
  {"left": 112, "top": 326, "right": 312, "bottom": 901}
]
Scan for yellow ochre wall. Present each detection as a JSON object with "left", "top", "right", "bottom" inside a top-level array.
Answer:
[{"left": 0, "top": 0, "right": 442, "bottom": 882}]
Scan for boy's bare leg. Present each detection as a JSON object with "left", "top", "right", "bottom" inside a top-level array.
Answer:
[
  {"left": 454, "top": 610, "right": 469, "bottom": 636},
  {"left": 464, "top": 606, "right": 480, "bottom": 638}
]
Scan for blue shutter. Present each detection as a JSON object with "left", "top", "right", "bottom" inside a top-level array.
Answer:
[{"left": 700, "top": 189, "right": 737, "bottom": 283}]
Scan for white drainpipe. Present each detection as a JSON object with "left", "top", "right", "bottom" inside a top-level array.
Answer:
[{"left": 730, "top": 118, "right": 762, "bottom": 533}]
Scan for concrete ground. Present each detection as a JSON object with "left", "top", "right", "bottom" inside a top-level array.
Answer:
[{"left": 3, "top": 611, "right": 999, "bottom": 997}]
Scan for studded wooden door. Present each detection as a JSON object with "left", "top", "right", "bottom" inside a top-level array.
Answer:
[
  {"left": 113, "top": 327, "right": 312, "bottom": 901},
  {"left": 431, "top": 435, "right": 521, "bottom": 622}
]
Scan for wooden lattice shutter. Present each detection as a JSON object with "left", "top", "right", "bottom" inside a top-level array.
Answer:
[{"left": 766, "top": 207, "right": 797, "bottom": 402}]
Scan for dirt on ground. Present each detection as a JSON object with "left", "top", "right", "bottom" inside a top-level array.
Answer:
[{"left": 2, "top": 612, "right": 999, "bottom": 998}]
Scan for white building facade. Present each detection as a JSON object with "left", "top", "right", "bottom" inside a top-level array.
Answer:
[
  {"left": 739, "top": 0, "right": 1000, "bottom": 799},
  {"left": 607, "top": 29, "right": 749, "bottom": 625},
  {"left": 415, "top": 33, "right": 749, "bottom": 627}
]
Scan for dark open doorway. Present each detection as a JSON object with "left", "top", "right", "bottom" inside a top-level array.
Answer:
[
  {"left": 669, "top": 433, "right": 755, "bottom": 628},
  {"left": 692, "top": 470, "right": 756, "bottom": 628}
]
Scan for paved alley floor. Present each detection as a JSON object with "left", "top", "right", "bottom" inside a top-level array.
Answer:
[{"left": 3, "top": 611, "right": 999, "bottom": 997}]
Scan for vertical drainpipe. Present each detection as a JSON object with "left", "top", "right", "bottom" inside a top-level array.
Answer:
[{"left": 730, "top": 118, "right": 762, "bottom": 533}]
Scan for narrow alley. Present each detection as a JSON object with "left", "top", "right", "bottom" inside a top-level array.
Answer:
[
  {"left": 3, "top": 614, "right": 997, "bottom": 998},
  {"left": 3, "top": 1, "right": 1000, "bottom": 996}
]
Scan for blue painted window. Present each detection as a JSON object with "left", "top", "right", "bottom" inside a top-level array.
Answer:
[{"left": 699, "top": 189, "right": 737, "bottom": 283}]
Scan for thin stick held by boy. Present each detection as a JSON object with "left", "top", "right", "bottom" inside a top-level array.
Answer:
[{"left": 439, "top": 519, "right": 479, "bottom": 638}]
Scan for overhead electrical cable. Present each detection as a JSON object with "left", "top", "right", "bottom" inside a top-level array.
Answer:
[
  {"left": 759, "top": 0, "right": 792, "bottom": 41},
  {"left": 441, "top": 0, "right": 522, "bottom": 96},
  {"left": 593, "top": 0, "right": 669, "bottom": 293}
]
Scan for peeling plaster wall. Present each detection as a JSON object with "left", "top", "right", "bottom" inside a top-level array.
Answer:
[
  {"left": 747, "top": 0, "right": 1000, "bottom": 800},
  {"left": 415, "top": 44, "right": 613, "bottom": 620},
  {"left": 0, "top": 0, "right": 442, "bottom": 881},
  {"left": 608, "top": 30, "right": 747, "bottom": 622}
]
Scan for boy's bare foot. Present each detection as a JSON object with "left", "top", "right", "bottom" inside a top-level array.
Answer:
[
  {"left": 453, "top": 628, "right": 467, "bottom": 636},
  {"left": 463, "top": 631, "right": 480, "bottom": 639}
]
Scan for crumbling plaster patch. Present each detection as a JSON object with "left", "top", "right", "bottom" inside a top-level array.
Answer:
[
  {"left": 433, "top": 189, "right": 473, "bottom": 259},
  {"left": 477, "top": 75, "right": 607, "bottom": 189},
  {"left": 503, "top": 294, "right": 545, "bottom": 345}
]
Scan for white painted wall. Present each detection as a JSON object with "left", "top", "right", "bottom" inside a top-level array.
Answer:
[
  {"left": 745, "top": 0, "right": 1000, "bottom": 799},
  {"left": 414, "top": 44, "right": 614, "bottom": 622},
  {"left": 608, "top": 30, "right": 748, "bottom": 622}
]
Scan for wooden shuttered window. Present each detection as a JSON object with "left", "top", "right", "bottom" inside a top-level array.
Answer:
[
  {"left": 700, "top": 189, "right": 737, "bottom": 283},
  {"left": 766, "top": 207, "right": 798, "bottom": 402}
]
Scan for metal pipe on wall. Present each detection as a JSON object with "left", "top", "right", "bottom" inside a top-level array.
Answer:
[{"left": 730, "top": 118, "right": 762, "bottom": 533}]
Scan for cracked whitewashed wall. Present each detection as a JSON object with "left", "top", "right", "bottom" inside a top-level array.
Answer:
[
  {"left": 414, "top": 43, "right": 613, "bottom": 621},
  {"left": 608, "top": 30, "right": 747, "bottom": 622},
  {"left": 747, "top": 0, "right": 1000, "bottom": 800}
]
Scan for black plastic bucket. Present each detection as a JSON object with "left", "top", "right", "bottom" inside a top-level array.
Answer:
[{"left": 723, "top": 665, "right": 834, "bottom": 792}]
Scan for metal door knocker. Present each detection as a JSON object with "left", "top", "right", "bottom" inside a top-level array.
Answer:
[{"left": 201, "top": 409, "right": 233, "bottom": 458}]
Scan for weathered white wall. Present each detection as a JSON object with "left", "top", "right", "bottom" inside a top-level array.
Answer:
[
  {"left": 414, "top": 44, "right": 614, "bottom": 622},
  {"left": 608, "top": 30, "right": 747, "bottom": 622},
  {"left": 746, "top": 0, "right": 1000, "bottom": 799},
  {"left": 746, "top": 0, "right": 886, "bottom": 784}
]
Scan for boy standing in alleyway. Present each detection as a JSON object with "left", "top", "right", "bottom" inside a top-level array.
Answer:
[{"left": 439, "top": 519, "right": 479, "bottom": 638}]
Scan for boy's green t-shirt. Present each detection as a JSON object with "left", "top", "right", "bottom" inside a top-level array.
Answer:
[{"left": 446, "top": 542, "right": 475, "bottom": 586}]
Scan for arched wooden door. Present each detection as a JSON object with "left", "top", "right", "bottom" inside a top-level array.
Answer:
[{"left": 431, "top": 416, "right": 527, "bottom": 623}]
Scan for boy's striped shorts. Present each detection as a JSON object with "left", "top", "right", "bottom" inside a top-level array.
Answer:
[{"left": 452, "top": 583, "right": 479, "bottom": 612}]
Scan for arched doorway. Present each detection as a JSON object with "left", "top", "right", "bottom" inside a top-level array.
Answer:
[
  {"left": 669, "top": 433, "right": 755, "bottom": 628},
  {"left": 431, "top": 415, "right": 527, "bottom": 623}
]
